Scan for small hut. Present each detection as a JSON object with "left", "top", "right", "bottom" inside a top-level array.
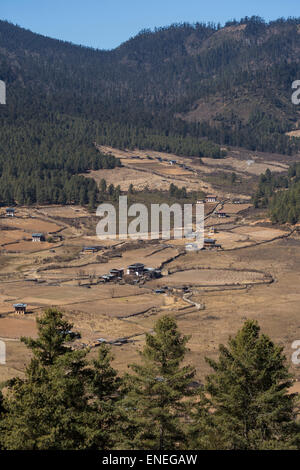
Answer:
[
  {"left": 216, "top": 211, "right": 227, "bottom": 218},
  {"left": 82, "top": 246, "right": 100, "bottom": 254},
  {"left": 13, "top": 303, "right": 27, "bottom": 314},
  {"left": 204, "top": 238, "right": 216, "bottom": 249},
  {"left": 6, "top": 208, "right": 15, "bottom": 217},
  {"left": 126, "top": 263, "right": 145, "bottom": 276},
  {"left": 32, "top": 233, "right": 45, "bottom": 242},
  {"left": 205, "top": 195, "right": 217, "bottom": 203},
  {"left": 109, "top": 268, "right": 124, "bottom": 279}
]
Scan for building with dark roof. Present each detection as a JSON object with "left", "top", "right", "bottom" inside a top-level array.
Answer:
[
  {"left": 205, "top": 195, "right": 218, "bottom": 203},
  {"left": 13, "top": 303, "right": 27, "bottom": 314},
  {"left": 32, "top": 233, "right": 45, "bottom": 242},
  {"left": 126, "top": 263, "right": 145, "bottom": 276},
  {"left": 109, "top": 268, "right": 124, "bottom": 279},
  {"left": 82, "top": 246, "right": 101, "bottom": 253},
  {"left": 6, "top": 208, "right": 15, "bottom": 217},
  {"left": 216, "top": 211, "right": 227, "bottom": 218}
]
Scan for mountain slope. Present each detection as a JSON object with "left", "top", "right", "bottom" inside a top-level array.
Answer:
[
  {"left": 0, "top": 17, "right": 300, "bottom": 205},
  {"left": 0, "top": 17, "right": 300, "bottom": 146}
]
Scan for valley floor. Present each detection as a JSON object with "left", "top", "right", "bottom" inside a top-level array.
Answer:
[
  {"left": 1, "top": 146, "right": 300, "bottom": 390},
  {"left": 0, "top": 200, "right": 299, "bottom": 390}
]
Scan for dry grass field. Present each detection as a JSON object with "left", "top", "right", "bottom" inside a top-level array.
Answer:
[
  {"left": 0, "top": 146, "right": 300, "bottom": 387},
  {"left": 88, "top": 146, "right": 213, "bottom": 192},
  {"left": 148, "top": 267, "right": 268, "bottom": 287},
  {"left": 4, "top": 241, "right": 55, "bottom": 253},
  {"left": 222, "top": 203, "right": 252, "bottom": 213},
  {"left": 202, "top": 156, "right": 289, "bottom": 176},
  {"left": 0, "top": 218, "right": 61, "bottom": 233},
  {"left": 0, "top": 230, "right": 29, "bottom": 246},
  {"left": 37, "top": 205, "right": 90, "bottom": 219}
]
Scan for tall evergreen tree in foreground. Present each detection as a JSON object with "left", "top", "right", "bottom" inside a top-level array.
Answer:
[
  {"left": 1, "top": 310, "right": 299, "bottom": 450},
  {"left": 121, "top": 315, "right": 197, "bottom": 450},
  {"left": 0, "top": 309, "right": 120, "bottom": 450},
  {"left": 87, "top": 344, "right": 122, "bottom": 449},
  {"left": 1, "top": 351, "right": 96, "bottom": 450},
  {"left": 202, "top": 320, "right": 300, "bottom": 450},
  {"left": 21, "top": 308, "right": 78, "bottom": 365}
]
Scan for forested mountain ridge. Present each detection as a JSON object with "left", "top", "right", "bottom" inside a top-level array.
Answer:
[
  {"left": 1, "top": 17, "right": 299, "bottom": 128},
  {"left": 0, "top": 17, "right": 300, "bottom": 205}
]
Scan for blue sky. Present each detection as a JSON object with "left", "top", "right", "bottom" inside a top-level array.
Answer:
[{"left": 1, "top": 0, "right": 300, "bottom": 50}]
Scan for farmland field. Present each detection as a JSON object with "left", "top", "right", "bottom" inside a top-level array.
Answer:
[{"left": 0, "top": 146, "right": 300, "bottom": 387}]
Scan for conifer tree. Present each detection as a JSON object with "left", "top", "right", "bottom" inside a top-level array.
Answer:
[
  {"left": 86, "top": 344, "right": 122, "bottom": 449},
  {"left": 202, "top": 320, "right": 300, "bottom": 450},
  {"left": 21, "top": 308, "right": 79, "bottom": 365},
  {"left": 121, "top": 315, "right": 197, "bottom": 450},
  {"left": 128, "top": 183, "right": 134, "bottom": 195},
  {"left": 187, "top": 394, "right": 218, "bottom": 450},
  {"left": 0, "top": 310, "right": 122, "bottom": 450},
  {"left": 99, "top": 178, "right": 107, "bottom": 194},
  {"left": 1, "top": 351, "right": 98, "bottom": 450}
]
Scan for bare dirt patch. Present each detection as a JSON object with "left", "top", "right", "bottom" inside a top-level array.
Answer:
[
  {"left": 38, "top": 205, "right": 90, "bottom": 219},
  {"left": 63, "top": 293, "right": 165, "bottom": 319},
  {"left": 0, "top": 218, "right": 61, "bottom": 233},
  {"left": 0, "top": 315, "right": 37, "bottom": 339},
  {"left": 148, "top": 268, "right": 268, "bottom": 288},
  {"left": 87, "top": 167, "right": 171, "bottom": 191},
  {"left": 202, "top": 156, "right": 288, "bottom": 175},
  {"left": 5, "top": 241, "right": 55, "bottom": 253},
  {"left": 222, "top": 203, "right": 252, "bottom": 214},
  {"left": 0, "top": 230, "right": 29, "bottom": 246},
  {"left": 232, "top": 225, "right": 289, "bottom": 242}
]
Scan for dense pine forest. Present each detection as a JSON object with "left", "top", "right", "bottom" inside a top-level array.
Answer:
[
  {"left": 254, "top": 163, "right": 300, "bottom": 223},
  {"left": 0, "top": 16, "right": 300, "bottom": 205},
  {"left": 0, "top": 116, "right": 121, "bottom": 206}
]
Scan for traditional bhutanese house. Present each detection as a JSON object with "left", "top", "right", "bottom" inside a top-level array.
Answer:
[
  {"left": 6, "top": 207, "right": 15, "bottom": 217},
  {"left": 209, "top": 227, "right": 217, "bottom": 234},
  {"left": 204, "top": 238, "right": 216, "bottom": 249},
  {"left": 196, "top": 199, "right": 205, "bottom": 204},
  {"left": 169, "top": 160, "right": 177, "bottom": 165},
  {"left": 126, "top": 263, "right": 145, "bottom": 276},
  {"left": 205, "top": 195, "right": 217, "bottom": 203},
  {"left": 109, "top": 268, "right": 124, "bottom": 279},
  {"left": 13, "top": 303, "right": 27, "bottom": 314},
  {"left": 82, "top": 246, "right": 100, "bottom": 254},
  {"left": 216, "top": 211, "right": 227, "bottom": 218},
  {"left": 32, "top": 233, "right": 45, "bottom": 242}
]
